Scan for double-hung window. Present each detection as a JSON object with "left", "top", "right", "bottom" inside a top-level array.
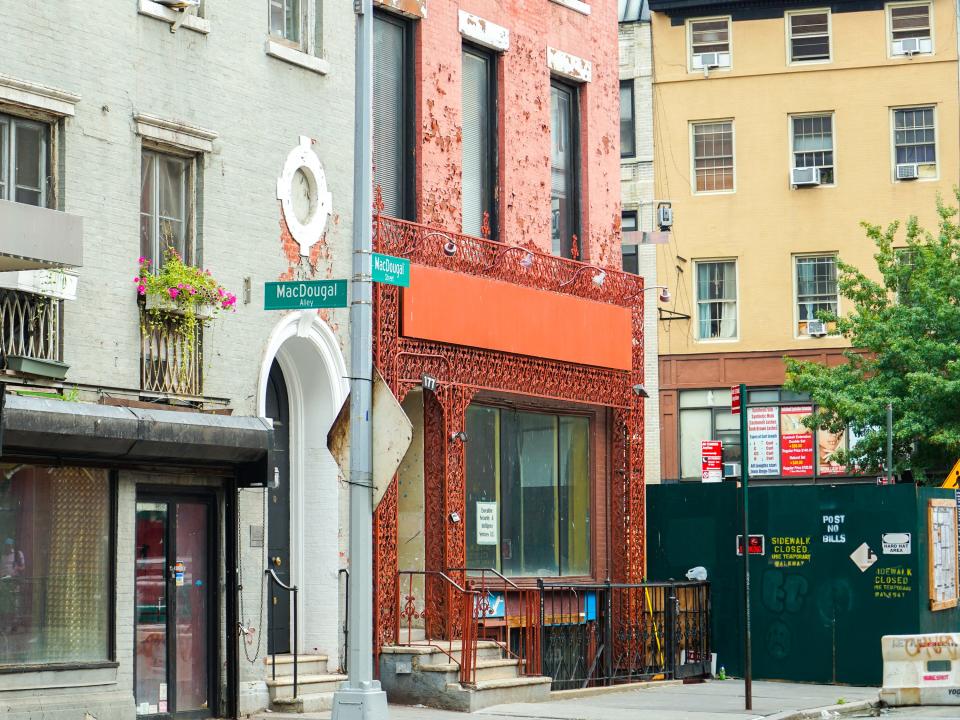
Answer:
[
  {"left": 465, "top": 405, "right": 591, "bottom": 578},
  {"left": 462, "top": 44, "right": 498, "bottom": 239},
  {"left": 0, "top": 113, "right": 50, "bottom": 207},
  {"left": 551, "top": 80, "right": 581, "bottom": 259},
  {"left": 269, "top": 0, "right": 304, "bottom": 46},
  {"left": 692, "top": 120, "right": 734, "bottom": 193},
  {"left": 140, "top": 149, "right": 192, "bottom": 269},
  {"left": 889, "top": 3, "right": 933, "bottom": 56},
  {"left": 620, "top": 81, "right": 636, "bottom": 158},
  {"left": 893, "top": 106, "right": 937, "bottom": 179},
  {"left": 696, "top": 260, "right": 737, "bottom": 340},
  {"left": 689, "top": 18, "right": 731, "bottom": 70},
  {"left": 787, "top": 11, "right": 831, "bottom": 62},
  {"left": 792, "top": 114, "right": 834, "bottom": 185},
  {"left": 679, "top": 389, "right": 741, "bottom": 480},
  {"left": 795, "top": 255, "right": 838, "bottom": 336},
  {"left": 622, "top": 211, "right": 639, "bottom": 275},
  {"left": 373, "top": 11, "right": 414, "bottom": 220}
]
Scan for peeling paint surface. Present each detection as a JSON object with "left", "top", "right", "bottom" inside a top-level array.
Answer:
[
  {"left": 375, "top": 0, "right": 427, "bottom": 19},
  {"left": 413, "top": 0, "right": 621, "bottom": 266}
]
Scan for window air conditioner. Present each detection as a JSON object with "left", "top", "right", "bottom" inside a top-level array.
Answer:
[
  {"left": 896, "top": 163, "right": 919, "bottom": 180},
  {"left": 723, "top": 462, "right": 741, "bottom": 478},
  {"left": 893, "top": 37, "right": 930, "bottom": 56},
  {"left": 692, "top": 52, "right": 721, "bottom": 70},
  {"left": 791, "top": 167, "right": 821, "bottom": 187},
  {"left": 807, "top": 319, "right": 828, "bottom": 337}
]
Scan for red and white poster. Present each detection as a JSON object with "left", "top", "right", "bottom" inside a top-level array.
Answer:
[
  {"left": 780, "top": 405, "right": 814, "bottom": 477},
  {"left": 701, "top": 440, "right": 723, "bottom": 483},
  {"left": 747, "top": 406, "right": 780, "bottom": 477}
]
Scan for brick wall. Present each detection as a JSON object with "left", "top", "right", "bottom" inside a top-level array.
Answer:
[{"left": 410, "top": 0, "right": 622, "bottom": 265}]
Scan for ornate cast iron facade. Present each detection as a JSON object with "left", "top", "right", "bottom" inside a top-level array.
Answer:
[{"left": 372, "top": 195, "right": 647, "bottom": 654}]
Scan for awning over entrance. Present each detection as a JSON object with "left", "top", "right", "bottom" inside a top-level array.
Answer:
[
  {"left": 2, "top": 395, "right": 273, "bottom": 485},
  {"left": 0, "top": 198, "right": 83, "bottom": 271}
]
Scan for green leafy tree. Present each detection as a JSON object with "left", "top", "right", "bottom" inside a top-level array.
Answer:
[{"left": 785, "top": 194, "right": 960, "bottom": 484}]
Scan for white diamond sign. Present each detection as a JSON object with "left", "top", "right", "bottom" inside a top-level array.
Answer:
[{"left": 850, "top": 542, "right": 878, "bottom": 572}]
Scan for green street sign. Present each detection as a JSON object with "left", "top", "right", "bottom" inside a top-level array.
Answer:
[
  {"left": 371, "top": 252, "right": 410, "bottom": 287},
  {"left": 264, "top": 280, "right": 348, "bottom": 310}
]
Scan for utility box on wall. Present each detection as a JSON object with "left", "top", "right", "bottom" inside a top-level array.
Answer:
[{"left": 647, "top": 483, "right": 960, "bottom": 686}]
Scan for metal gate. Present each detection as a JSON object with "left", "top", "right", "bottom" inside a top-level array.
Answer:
[{"left": 538, "top": 580, "right": 711, "bottom": 690}]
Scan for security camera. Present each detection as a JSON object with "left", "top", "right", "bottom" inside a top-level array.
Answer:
[{"left": 632, "top": 384, "right": 649, "bottom": 398}]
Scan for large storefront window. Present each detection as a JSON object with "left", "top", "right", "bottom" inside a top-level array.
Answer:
[
  {"left": 465, "top": 406, "right": 590, "bottom": 577},
  {"left": 0, "top": 465, "right": 111, "bottom": 665}
]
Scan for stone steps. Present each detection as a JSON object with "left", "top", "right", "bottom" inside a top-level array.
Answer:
[{"left": 265, "top": 653, "right": 330, "bottom": 677}]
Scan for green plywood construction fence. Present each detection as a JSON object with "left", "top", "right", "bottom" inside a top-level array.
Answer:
[{"left": 647, "top": 483, "right": 960, "bottom": 686}]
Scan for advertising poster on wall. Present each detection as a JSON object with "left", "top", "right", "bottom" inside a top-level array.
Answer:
[
  {"left": 818, "top": 427, "right": 847, "bottom": 476},
  {"left": 747, "top": 406, "right": 780, "bottom": 477},
  {"left": 781, "top": 405, "right": 814, "bottom": 476}
]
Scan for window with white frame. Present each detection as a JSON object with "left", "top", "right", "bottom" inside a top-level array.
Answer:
[
  {"left": 893, "top": 106, "right": 937, "bottom": 179},
  {"left": 692, "top": 121, "right": 734, "bottom": 193},
  {"left": 888, "top": 2, "right": 932, "bottom": 56},
  {"left": 678, "top": 389, "right": 741, "bottom": 480},
  {"left": 0, "top": 112, "right": 51, "bottom": 207},
  {"left": 696, "top": 260, "right": 737, "bottom": 340},
  {"left": 270, "top": 0, "right": 304, "bottom": 45},
  {"left": 792, "top": 114, "right": 834, "bottom": 184},
  {"left": 787, "top": 10, "right": 830, "bottom": 62},
  {"left": 140, "top": 149, "right": 194, "bottom": 269},
  {"left": 268, "top": 0, "right": 323, "bottom": 58},
  {"left": 795, "top": 255, "right": 838, "bottom": 336},
  {"left": 689, "top": 18, "right": 731, "bottom": 70}
]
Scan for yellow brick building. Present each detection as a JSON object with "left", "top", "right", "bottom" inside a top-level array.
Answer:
[{"left": 648, "top": 0, "right": 959, "bottom": 481}]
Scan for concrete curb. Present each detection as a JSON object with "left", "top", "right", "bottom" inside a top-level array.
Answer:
[
  {"left": 767, "top": 698, "right": 878, "bottom": 720},
  {"left": 549, "top": 679, "right": 683, "bottom": 701}
]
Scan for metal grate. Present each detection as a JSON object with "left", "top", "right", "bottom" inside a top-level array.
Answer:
[
  {"left": 140, "top": 309, "right": 203, "bottom": 396},
  {"left": 0, "top": 288, "right": 62, "bottom": 365}
]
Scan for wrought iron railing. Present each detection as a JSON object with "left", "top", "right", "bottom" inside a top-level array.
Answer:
[
  {"left": 537, "top": 580, "right": 711, "bottom": 690},
  {"left": 140, "top": 309, "right": 202, "bottom": 396},
  {"left": 453, "top": 567, "right": 542, "bottom": 677},
  {"left": 397, "top": 570, "right": 481, "bottom": 685},
  {"left": 0, "top": 288, "right": 62, "bottom": 366},
  {"left": 373, "top": 211, "right": 644, "bottom": 309}
]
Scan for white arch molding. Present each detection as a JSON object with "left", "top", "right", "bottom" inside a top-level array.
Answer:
[{"left": 258, "top": 311, "right": 348, "bottom": 656}]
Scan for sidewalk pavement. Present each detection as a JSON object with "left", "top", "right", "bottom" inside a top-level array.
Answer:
[{"left": 256, "top": 679, "right": 879, "bottom": 720}]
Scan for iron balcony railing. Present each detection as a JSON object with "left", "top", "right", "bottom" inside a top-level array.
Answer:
[
  {"left": 0, "top": 288, "right": 62, "bottom": 367},
  {"left": 140, "top": 308, "right": 203, "bottom": 396}
]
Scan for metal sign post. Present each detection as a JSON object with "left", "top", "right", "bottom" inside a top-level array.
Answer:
[
  {"left": 331, "top": 0, "right": 388, "bottom": 717},
  {"left": 734, "top": 383, "right": 752, "bottom": 710}
]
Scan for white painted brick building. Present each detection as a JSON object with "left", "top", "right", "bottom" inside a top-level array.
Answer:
[{"left": 0, "top": 2, "right": 356, "bottom": 717}]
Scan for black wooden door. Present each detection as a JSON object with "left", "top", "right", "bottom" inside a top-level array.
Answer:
[{"left": 266, "top": 361, "right": 291, "bottom": 655}]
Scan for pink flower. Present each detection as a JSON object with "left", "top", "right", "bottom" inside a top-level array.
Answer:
[
  {"left": 168, "top": 287, "right": 180, "bottom": 299},
  {"left": 137, "top": 284, "right": 146, "bottom": 295},
  {"left": 217, "top": 287, "right": 225, "bottom": 297},
  {"left": 138, "top": 257, "right": 145, "bottom": 264},
  {"left": 177, "top": 283, "right": 184, "bottom": 289},
  {"left": 134, "top": 277, "right": 140, "bottom": 283}
]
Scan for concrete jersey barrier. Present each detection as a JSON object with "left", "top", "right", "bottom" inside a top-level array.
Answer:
[{"left": 881, "top": 633, "right": 960, "bottom": 706}]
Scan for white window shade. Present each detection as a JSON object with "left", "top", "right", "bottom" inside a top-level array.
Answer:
[
  {"left": 462, "top": 48, "right": 494, "bottom": 238},
  {"left": 373, "top": 14, "right": 407, "bottom": 218}
]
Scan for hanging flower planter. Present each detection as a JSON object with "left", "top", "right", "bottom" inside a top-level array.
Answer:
[{"left": 134, "top": 250, "right": 237, "bottom": 387}]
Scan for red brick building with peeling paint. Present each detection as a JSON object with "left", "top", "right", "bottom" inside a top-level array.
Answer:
[{"left": 369, "top": 0, "right": 659, "bottom": 709}]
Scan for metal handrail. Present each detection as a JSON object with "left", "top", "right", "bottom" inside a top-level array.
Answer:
[
  {"left": 265, "top": 568, "right": 299, "bottom": 699},
  {"left": 397, "top": 570, "right": 481, "bottom": 684},
  {"left": 449, "top": 567, "right": 541, "bottom": 676}
]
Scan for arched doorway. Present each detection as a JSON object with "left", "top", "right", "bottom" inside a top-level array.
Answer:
[{"left": 258, "top": 312, "right": 348, "bottom": 658}]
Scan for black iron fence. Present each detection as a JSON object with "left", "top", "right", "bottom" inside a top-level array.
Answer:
[{"left": 538, "top": 580, "right": 711, "bottom": 690}]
